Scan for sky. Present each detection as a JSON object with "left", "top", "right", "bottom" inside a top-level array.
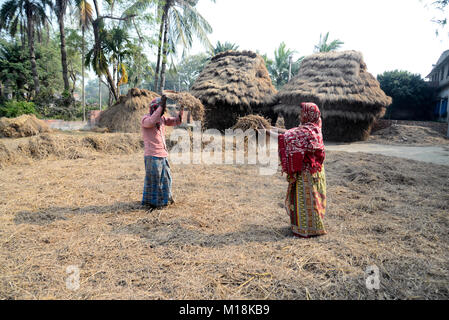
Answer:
[{"left": 189, "top": 0, "right": 449, "bottom": 78}]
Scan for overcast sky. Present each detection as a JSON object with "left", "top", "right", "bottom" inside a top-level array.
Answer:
[{"left": 190, "top": 0, "right": 449, "bottom": 78}]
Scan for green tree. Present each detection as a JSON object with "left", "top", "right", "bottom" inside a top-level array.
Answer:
[
  {"left": 210, "top": 40, "right": 239, "bottom": 56},
  {"left": 123, "top": 42, "right": 154, "bottom": 88},
  {"left": 176, "top": 53, "right": 208, "bottom": 89},
  {"left": 65, "top": 28, "right": 83, "bottom": 94},
  {"left": 314, "top": 32, "right": 344, "bottom": 53},
  {"left": 86, "top": 0, "right": 135, "bottom": 102},
  {"left": 154, "top": 0, "right": 215, "bottom": 93},
  {"left": 0, "top": 0, "right": 53, "bottom": 96},
  {"left": 0, "top": 39, "right": 32, "bottom": 99},
  {"left": 103, "top": 26, "right": 133, "bottom": 96},
  {"left": 267, "top": 42, "right": 303, "bottom": 89},
  {"left": 377, "top": 70, "right": 435, "bottom": 120},
  {"left": 74, "top": 0, "right": 93, "bottom": 120}
]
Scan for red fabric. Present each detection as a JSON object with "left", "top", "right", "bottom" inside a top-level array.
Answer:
[{"left": 278, "top": 102, "right": 325, "bottom": 175}]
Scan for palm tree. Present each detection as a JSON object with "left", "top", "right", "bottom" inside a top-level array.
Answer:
[
  {"left": 268, "top": 42, "right": 303, "bottom": 89},
  {"left": 210, "top": 41, "right": 239, "bottom": 56},
  {"left": 86, "top": 0, "right": 136, "bottom": 102},
  {"left": 103, "top": 26, "right": 132, "bottom": 96},
  {"left": 314, "top": 32, "right": 344, "bottom": 53},
  {"left": 74, "top": 0, "right": 93, "bottom": 120},
  {"left": 0, "top": 0, "right": 53, "bottom": 96},
  {"left": 154, "top": 0, "right": 215, "bottom": 93}
]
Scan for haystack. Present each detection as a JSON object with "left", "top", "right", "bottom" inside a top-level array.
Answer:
[
  {"left": 190, "top": 50, "right": 277, "bottom": 131},
  {"left": 0, "top": 114, "right": 51, "bottom": 138},
  {"left": 97, "top": 88, "right": 159, "bottom": 133},
  {"left": 274, "top": 51, "right": 392, "bottom": 142},
  {"left": 233, "top": 115, "right": 272, "bottom": 131},
  {"left": 163, "top": 90, "right": 205, "bottom": 122}
]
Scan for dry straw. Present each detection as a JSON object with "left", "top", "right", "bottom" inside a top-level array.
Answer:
[
  {"left": 163, "top": 90, "right": 205, "bottom": 122},
  {"left": 232, "top": 115, "right": 272, "bottom": 131},
  {"left": 0, "top": 132, "right": 143, "bottom": 169},
  {"left": 0, "top": 115, "right": 51, "bottom": 138},
  {"left": 274, "top": 51, "right": 392, "bottom": 142},
  {"left": 97, "top": 88, "right": 160, "bottom": 133},
  {"left": 190, "top": 50, "right": 277, "bottom": 130}
]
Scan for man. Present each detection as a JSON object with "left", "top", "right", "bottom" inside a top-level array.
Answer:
[{"left": 141, "top": 95, "right": 183, "bottom": 209}]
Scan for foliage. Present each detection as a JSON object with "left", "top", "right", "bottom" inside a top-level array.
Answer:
[
  {"left": 0, "top": 39, "right": 32, "bottom": 99},
  {"left": 377, "top": 70, "right": 435, "bottom": 120},
  {"left": 34, "top": 89, "right": 79, "bottom": 120},
  {"left": 314, "top": 32, "right": 344, "bottom": 53},
  {"left": 153, "top": 0, "right": 215, "bottom": 92},
  {"left": 176, "top": 53, "right": 208, "bottom": 90},
  {"left": 210, "top": 41, "right": 239, "bottom": 56},
  {"left": 266, "top": 42, "right": 303, "bottom": 89},
  {"left": 0, "top": 99, "right": 37, "bottom": 117},
  {"left": 35, "top": 38, "right": 64, "bottom": 93}
]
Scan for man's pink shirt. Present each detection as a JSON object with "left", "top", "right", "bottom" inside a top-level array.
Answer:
[{"left": 141, "top": 106, "right": 183, "bottom": 158}]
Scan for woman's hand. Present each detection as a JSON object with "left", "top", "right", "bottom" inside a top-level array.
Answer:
[{"left": 179, "top": 106, "right": 184, "bottom": 122}]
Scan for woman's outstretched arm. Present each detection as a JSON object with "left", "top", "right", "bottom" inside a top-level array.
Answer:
[{"left": 260, "top": 126, "right": 287, "bottom": 138}]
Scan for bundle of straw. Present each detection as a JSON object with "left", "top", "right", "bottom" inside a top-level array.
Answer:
[
  {"left": 163, "top": 90, "right": 205, "bottom": 122},
  {"left": 232, "top": 114, "right": 272, "bottom": 131},
  {"left": 0, "top": 114, "right": 51, "bottom": 138}
]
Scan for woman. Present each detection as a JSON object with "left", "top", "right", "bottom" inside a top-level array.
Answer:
[
  {"left": 141, "top": 95, "right": 183, "bottom": 209},
  {"left": 266, "top": 102, "right": 327, "bottom": 238}
]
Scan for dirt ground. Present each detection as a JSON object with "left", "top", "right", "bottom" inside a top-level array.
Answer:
[{"left": 0, "top": 127, "right": 448, "bottom": 299}]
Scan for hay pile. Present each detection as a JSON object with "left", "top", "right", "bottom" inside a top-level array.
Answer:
[
  {"left": 0, "top": 133, "right": 143, "bottom": 168},
  {"left": 97, "top": 88, "right": 159, "bottom": 133},
  {"left": 163, "top": 90, "right": 205, "bottom": 122},
  {"left": 190, "top": 50, "right": 277, "bottom": 130},
  {"left": 232, "top": 115, "right": 272, "bottom": 131},
  {"left": 370, "top": 124, "right": 449, "bottom": 145},
  {"left": 0, "top": 115, "right": 51, "bottom": 138},
  {"left": 274, "top": 51, "right": 392, "bottom": 142}
]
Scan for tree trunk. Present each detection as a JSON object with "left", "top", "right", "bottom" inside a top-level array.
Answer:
[
  {"left": 82, "top": 27, "right": 86, "bottom": 121},
  {"left": 58, "top": 2, "right": 70, "bottom": 92},
  {"left": 113, "top": 59, "right": 117, "bottom": 93},
  {"left": 99, "top": 77, "right": 102, "bottom": 111},
  {"left": 92, "top": 19, "right": 118, "bottom": 101},
  {"left": 26, "top": 6, "right": 40, "bottom": 96},
  {"left": 159, "top": 13, "right": 169, "bottom": 93},
  {"left": 20, "top": 21, "right": 25, "bottom": 48},
  {"left": 154, "top": 3, "right": 168, "bottom": 93}
]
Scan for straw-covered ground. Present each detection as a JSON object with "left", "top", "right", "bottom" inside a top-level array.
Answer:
[
  {"left": 369, "top": 124, "right": 449, "bottom": 146},
  {"left": 0, "top": 128, "right": 448, "bottom": 300}
]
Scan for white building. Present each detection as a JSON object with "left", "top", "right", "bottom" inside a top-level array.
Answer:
[{"left": 427, "top": 50, "right": 449, "bottom": 137}]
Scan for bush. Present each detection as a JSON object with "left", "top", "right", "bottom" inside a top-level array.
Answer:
[
  {"left": 34, "top": 89, "right": 78, "bottom": 121},
  {"left": 0, "top": 100, "right": 37, "bottom": 118},
  {"left": 377, "top": 70, "right": 435, "bottom": 121}
]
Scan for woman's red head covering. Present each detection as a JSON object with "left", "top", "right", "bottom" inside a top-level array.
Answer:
[{"left": 278, "top": 102, "right": 325, "bottom": 175}]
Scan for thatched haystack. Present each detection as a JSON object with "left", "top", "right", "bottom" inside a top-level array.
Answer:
[
  {"left": 0, "top": 114, "right": 51, "bottom": 138},
  {"left": 163, "top": 90, "right": 205, "bottom": 122},
  {"left": 233, "top": 115, "right": 272, "bottom": 131},
  {"left": 190, "top": 50, "right": 277, "bottom": 131},
  {"left": 97, "top": 88, "right": 159, "bottom": 133},
  {"left": 274, "top": 50, "right": 392, "bottom": 142}
]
